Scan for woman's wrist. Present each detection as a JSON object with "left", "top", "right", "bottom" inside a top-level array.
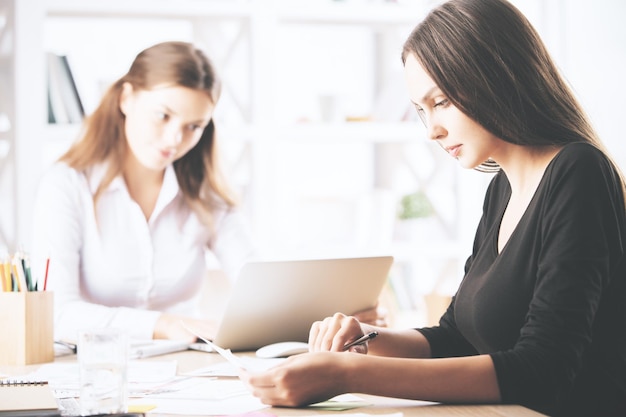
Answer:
[{"left": 342, "top": 352, "right": 369, "bottom": 394}]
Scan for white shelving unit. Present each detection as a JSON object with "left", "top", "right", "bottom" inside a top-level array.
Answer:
[{"left": 0, "top": 0, "right": 46, "bottom": 254}]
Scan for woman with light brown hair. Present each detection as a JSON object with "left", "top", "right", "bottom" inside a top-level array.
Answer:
[
  {"left": 32, "top": 41, "right": 257, "bottom": 342},
  {"left": 242, "top": 1, "right": 626, "bottom": 415}
]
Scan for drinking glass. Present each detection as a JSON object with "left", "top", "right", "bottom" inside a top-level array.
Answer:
[{"left": 78, "top": 328, "right": 129, "bottom": 415}]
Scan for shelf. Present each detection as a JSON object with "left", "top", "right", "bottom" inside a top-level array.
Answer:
[
  {"left": 43, "top": 121, "right": 425, "bottom": 145},
  {"left": 389, "top": 240, "right": 467, "bottom": 263},
  {"left": 255, "top": 240, "right": 467, "bottom": 277},
  {"left": 42, "top": 122, "right": 256, "bottom": 145},
  {"left": 267, "top": 122, "right": 426, "bottom": 144},
  {"left": 44, "top": 123, "right": 80, "bottom": 140},
  {"left": 276, "top": 2, "right": 429, "bottom": 26},
  {"left": 45, "top": 0, "right": 253, "bottom": 19},
  {"left": 46, "top": 0, "right": 429, "bottom": 25}
]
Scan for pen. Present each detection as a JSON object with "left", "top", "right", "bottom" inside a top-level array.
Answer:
[
  {"left": 22, "top": 254, "right": 34, "bottom": 291},
  {"left": 342, "top": 331, "right": 378, "bottom": 351},
  {"left": 54, "top": 340, "right": 77, "bottom": 354}
]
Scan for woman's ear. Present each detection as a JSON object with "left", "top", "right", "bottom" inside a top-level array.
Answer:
[{"left": 119, "top": 82, "right": 134, "bottom": 116}]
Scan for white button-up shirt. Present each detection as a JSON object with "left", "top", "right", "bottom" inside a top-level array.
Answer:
[{"left": 32, "top": 162, "right": 256, "bottom": 341}]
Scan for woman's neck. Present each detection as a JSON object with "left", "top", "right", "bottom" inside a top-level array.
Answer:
[
  {"left": 123, "top": 157, "right": 165, "bottom": 221},
  {"left": 496, "top": 144, "right": 562, "bottom": 195}
]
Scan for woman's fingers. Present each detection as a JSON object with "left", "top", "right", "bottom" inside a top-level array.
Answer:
[
  {"left": 309, "top": 313, "right": 365, "bottom": 352},
  {"left": 241, "top": 352, "right": 346, "bottom": 407}
]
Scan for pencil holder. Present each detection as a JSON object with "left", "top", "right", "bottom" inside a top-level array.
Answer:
[{"left": 0, "top": 291, "right": 54, "bottom": 365}]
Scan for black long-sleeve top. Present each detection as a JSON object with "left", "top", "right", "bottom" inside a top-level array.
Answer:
[{"left": 418, "top": 143, "right": 626, "bottom": 416}]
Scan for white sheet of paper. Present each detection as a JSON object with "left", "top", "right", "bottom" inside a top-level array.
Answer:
[
  {"left": 135, "top": 378, "right": 268, "bottom": 415},
  {"left": 183, "top": 357, "right": 286, "bottom": 377},
  {"left": 139, "top": 395, "right": 267, "bottom": 415},
  {"left": 181, "top": 321, "right": 247, "bottom": 370}
]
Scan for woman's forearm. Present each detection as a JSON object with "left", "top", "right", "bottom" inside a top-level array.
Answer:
[
  {"left": 241, "top": 349, "right": 501, "bottom": 407},
  {"left": 347, "top": 353, "right": 501, "bottom": 403},
  {"left": 365, "top": 327, "right": 432, "bottom": 358}
]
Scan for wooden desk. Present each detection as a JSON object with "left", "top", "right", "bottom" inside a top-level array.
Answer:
[{"left": 1, "top": 350, "right": 547, "bottom": 417}]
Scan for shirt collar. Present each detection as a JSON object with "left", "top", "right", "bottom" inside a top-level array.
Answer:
[
  {"left": 155, "top": 165, "right": 182, "bottom": 211},
  {"left": 86, "top": 163, "right": 181, "bottom": 205}
]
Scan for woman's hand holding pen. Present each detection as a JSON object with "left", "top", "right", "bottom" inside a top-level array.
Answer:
[
  {"left": 241, "top": 315, "right": 373, "bottom": 407},
  {"left": 308, "top": 312, "right": 377, "bottom": 353}
]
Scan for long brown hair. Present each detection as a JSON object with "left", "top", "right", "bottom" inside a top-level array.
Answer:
[
  {"left": 401, "top": 0, "right": 626, "bottom": 201},
  {"left": 60, "top": 41, "right": 236, "bottom": 227}
]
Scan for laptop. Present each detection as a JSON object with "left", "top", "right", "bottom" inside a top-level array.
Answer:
[{"left": 209, "top": 255, "right": 394, "bottom": 351}]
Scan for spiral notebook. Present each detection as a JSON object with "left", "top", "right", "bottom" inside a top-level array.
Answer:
[{"left": 0, "top": 380, "right": 61, "bottom": 416}]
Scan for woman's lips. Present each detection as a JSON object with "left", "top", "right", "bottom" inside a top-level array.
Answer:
[
  {"left": 159, "top": 149, "right": 176, "bottom": 159},
  {"left": 446, "top": 144, "right": 462, "bottom": 158}
]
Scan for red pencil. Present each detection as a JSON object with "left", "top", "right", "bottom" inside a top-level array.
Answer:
[{"left": 43, "top": 257, "right": 50, "bottom": 291}]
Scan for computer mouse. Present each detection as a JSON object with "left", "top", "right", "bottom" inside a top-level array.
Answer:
[{"left": 255, "top": 341, "right": 310, "bottom": 358}]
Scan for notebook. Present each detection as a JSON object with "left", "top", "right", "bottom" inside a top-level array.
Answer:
[
  {"left": 0, "top": 380, "right": 61, "bottom": 416},
  {"left": 210, "top": 255, "right": 394, "bottom": 351}
]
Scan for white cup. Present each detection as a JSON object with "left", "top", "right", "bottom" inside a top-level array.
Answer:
[{"left": 78, "top": 328, "right": 129, "bottom": 415}]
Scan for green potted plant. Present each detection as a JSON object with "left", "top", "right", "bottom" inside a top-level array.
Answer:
[
  {"left": 398, "top": 190, "right": 434, "bottom": 220},
  {"left": 396, "top": 190, "right": 435, "bottom": 241}
]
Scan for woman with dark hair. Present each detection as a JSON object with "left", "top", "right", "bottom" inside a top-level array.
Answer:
[
  {"left": 241, "top": 1, "right": 626, "bottom": 415},
  {"left": 32, "top": 41, "right": 257, "bottom": 342}
]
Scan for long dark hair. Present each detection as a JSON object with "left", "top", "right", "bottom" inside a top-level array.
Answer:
[
  {"left": 60, "top": 41, "right": 235, "bottom": 227},
  {"left": 402, "top": 0, "right": 625, "bottom": 200}
]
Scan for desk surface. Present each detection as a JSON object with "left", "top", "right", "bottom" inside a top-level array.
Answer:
[{"left": 1, "top": 349, "right": 547, "bottom": 417}]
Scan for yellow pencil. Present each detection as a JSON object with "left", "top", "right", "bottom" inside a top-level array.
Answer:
[
  {"left": 2, "top": 257, "right": 12, "bottom": 292},
  {"left": 0, "top": 261, "right": 5, "bottom": 291},
  {"left": 12, "top": 255, "right": 28, "bottom": 292}
]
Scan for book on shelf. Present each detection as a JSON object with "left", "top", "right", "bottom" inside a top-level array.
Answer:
[{"left": 47, "top": 52, "right": 85, "bottom": 125}]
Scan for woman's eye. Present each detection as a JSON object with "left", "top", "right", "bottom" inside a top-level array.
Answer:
[
  {"left": 186, "top": 124, "right": 203, "bottom": 133},
  {"left": 434, "top": 98, "right": 449, "bottom": 108},
  {"left": 156, "top": 112, "right": 169, "bottom": 121}
]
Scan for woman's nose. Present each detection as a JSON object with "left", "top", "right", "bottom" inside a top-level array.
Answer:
[
  {"left": 427, "top": 123, "right": 445, "bottom": 141},
  {"left": 164, "top": 126, "right": 184, "bottom": 146}
]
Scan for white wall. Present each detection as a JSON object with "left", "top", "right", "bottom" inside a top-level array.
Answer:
[
  {"left": 565, "top": 0, "right": 626, "bottom": 168},
  {"left": 514, "top": 0, "right": 626, "bottom": 169}
]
